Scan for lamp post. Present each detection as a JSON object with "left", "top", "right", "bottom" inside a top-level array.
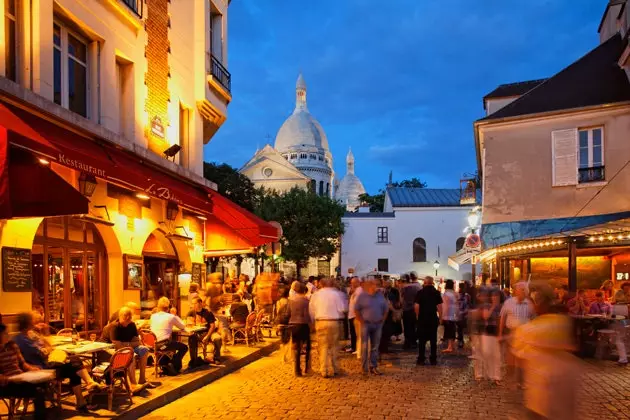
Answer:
[
  {"left": 467, "top": 207, "right": 481, "bottom": 284},
  {"left": 433, "top": 260, "right": 440, "bottom": 277}
]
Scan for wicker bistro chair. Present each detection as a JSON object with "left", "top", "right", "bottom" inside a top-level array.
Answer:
[
  {"left": 230, "top": 313, "right": 257, "bottom": 346},
  {"left": 139, "top": 330, "right": 176, "bottom": 378},
  {"left": 255, "top": 310, "right": 273, "bottom": 340},
  {"left": 89, "top": 347, "right": 135, "bottom": 411},
  {"left": 56, "top": 328, "right": 75, "bottom": 337}
]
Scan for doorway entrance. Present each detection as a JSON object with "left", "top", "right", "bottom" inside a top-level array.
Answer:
[
  {"left": 32, "top": 217, "right": 108, "bottom": 334},
  {"left": 140, "top": 231, "right": 180, "bottom": 313}
]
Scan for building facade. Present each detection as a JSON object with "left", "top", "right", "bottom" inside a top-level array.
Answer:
[
  {"left": 476, "top": 0, "right": 630, "bottom": 291},
  {"left": 0, "top": 0, "right": 276, "bottom": 331},
  {"left": 341, "top": 188, "right": 475, "bottom": 280}
]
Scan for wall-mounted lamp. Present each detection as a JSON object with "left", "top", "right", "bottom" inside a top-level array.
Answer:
[
  {"left": 163, "top": 144, "right": 182, "bottom": 162},
  {"left": 38, "top": 158, "right": 50, "bottom": 165},
  {"left": 166, "top": 201, "right": 179, "bottom": 221},
  {"left": 136, "top": 192, "right": 150, "bottom": 200},
  {"left": 197, "top": 215, "right": 207, "bottom": 221},
  {"left": 433, "top": 260, "right": 440, "bottom": 276},
  {"left": 79, "top": 172, "right": 98, "bottom": 197}
]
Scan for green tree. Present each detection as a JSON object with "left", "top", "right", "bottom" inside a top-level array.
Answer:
[
  {"left": 358, "top": 177, "right": 427, "bottom": 212},
  {"left": 203, "top": 162, "right": 263, "bottom": 212},
  {"left": 256, "top": 187, "right": 345, "bottom": 276}
]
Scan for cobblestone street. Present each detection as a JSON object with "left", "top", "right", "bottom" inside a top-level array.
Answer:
[{"left": 139, "top": 340, "right": 630, "bottom": 420}]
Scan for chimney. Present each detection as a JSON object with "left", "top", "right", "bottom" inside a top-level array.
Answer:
[{"left": 358, "top": 204, "right": 370, "bottom": 213}]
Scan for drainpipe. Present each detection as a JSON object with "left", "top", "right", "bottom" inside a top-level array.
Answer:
[{"left": 97, "top": 42, "right": 101, "bottom": 124}]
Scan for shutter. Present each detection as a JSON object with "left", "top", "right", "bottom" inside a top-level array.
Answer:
[{"left": 552, "top": 129, "right": 578, "bottom": 186}]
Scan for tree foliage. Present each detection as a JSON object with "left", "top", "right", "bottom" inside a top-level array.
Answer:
[
  {"left": 358, "top": 177, "right": 427, "bottom": 212},
  {"left": 256, "top": 187, "right": 345, "bottom": 268},
  {"left": 203, "top": 162, "right": 263, "bottom": 212}
]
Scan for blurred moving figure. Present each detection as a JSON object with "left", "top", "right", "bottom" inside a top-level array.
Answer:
[{"left": 513, "top": 283, "right": 582, "bottom": 420}]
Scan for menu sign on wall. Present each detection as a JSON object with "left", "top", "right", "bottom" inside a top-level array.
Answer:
[
  {"left": 191, "top": 263, "right": 202, "bottom": 286},
  {"left": 2, "top": 247, "right": 32, "bottom": 292}
]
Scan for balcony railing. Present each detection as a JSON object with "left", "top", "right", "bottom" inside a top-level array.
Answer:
[
  {"left": 578, "top": 165, "right": 605, "bottom": 183},
  {"left": 121, "top": 0, "right": 143, "bottom": 19},
  {"left": 207, "top": 53, "right": 231, "bottom": 93}
]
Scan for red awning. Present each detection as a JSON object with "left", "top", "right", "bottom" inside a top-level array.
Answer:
[
  {"left": 0, "top": 102, "right": 279, "bottom": 245},
  {"left": 0, "top": 128, "right": 89, "bottom": 219}
]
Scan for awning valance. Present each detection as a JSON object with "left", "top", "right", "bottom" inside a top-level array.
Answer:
[
  {"left": 0, "top": 131, "right": 88, "bottom": 219},
  {"left": 481, "top": 211, "right": 630, "bottom": 249},
  {"left": 448, "top": 248, "right": 477, "bottom": 271},
  {"left": 0, "top": 102, "right": 279, "bottom": 245}
]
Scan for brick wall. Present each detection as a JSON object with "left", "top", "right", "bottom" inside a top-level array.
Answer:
[{"left": 145, "top": 0, "right": 170, "bottom": 155}]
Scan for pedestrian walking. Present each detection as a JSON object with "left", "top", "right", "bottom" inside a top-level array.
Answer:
[
  {"left": 481, "top": 289, "right": 503, "bottom": 385},
  {"left": 401, "top": 272, "right": 421, "bottom": 350},
  {"left": 457, "top": 282, "right": 471, "bottom": 349},
  {"left": 288, "top": 283, "right": 311, "bottom": 376},
  {"left": 275, "top": 287, "right": 292, "bottom": 363},
  {"left": 441, "top": 280, "right": 458, "bottom": 353},
  {"left": 470, "top": 287, "right": 488, "bottom": 380},
  {"left": 309, "top": 277, "right": 348, "bottom": 378},
  {"left": 354, "top": 279, "right": 389, "bottom": 376},
  {"left": 347, "top": 277, "right": 362, "bottom": 354},
  {"left": 415, "top": 276, "right": 443, "bottom": 366}
]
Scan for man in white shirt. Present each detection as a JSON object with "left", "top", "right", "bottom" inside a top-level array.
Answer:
[
  {"left": 150, "top": 297, "right": 189, "bottom": 375},
  {"left": 309, "top": 278, "right": 348, "bottom": 378}
]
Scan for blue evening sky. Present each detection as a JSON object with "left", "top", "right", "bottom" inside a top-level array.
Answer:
[{"left": 203, "top": 0, "right": 604, "bottom": 194}]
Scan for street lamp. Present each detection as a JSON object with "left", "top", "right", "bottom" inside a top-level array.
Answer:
[
  {"left": 433, "top": 260, "right": 440, "bottom": 276},
  {"left": 467, "top": 209, "right": 480, "bottom": 231}
]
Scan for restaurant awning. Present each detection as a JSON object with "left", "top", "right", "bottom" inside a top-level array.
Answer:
[
  {"left": 481, "top": 211, "right": 630, "bottom": 249},
  {"left": 0, "top": 131, "right": 88, "bottom": 219},
  {"left": 448, "top": 248, "right": 477, "bottom": 271},
  {"left": 0, "top": 101, "right": 279, "bottom": 246}
]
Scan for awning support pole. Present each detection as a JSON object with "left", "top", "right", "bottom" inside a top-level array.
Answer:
[{"left": 568, "top": 237, "right": 577, "bottom": 292}]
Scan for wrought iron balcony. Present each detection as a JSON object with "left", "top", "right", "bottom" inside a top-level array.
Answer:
[
  {"left": 578, "top": 165, "right": 605, "bottom": 183},
  {"left": 208, "top": 53, "right": 231, "bottom": 93},
  {"left": 121, "top": 0, "right": 143, "bottom": 18}
]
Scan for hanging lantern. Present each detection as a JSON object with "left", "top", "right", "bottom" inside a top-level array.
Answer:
[
  {"left": 78, "top": 173, "right": 97, "bottom": 197},
  {"left": 166, "top": 201, "right": 179, "bottom": 221}
]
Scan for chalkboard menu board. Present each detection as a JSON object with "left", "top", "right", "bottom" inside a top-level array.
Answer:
[
  {"left": 2, "top": 247, "right": 32, "bottom": 292},
  {"left": 191, "top": 263, "right": 202, "bottom": 286}
]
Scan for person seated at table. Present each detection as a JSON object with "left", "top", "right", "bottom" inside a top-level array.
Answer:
[
  {"left": 614, "top": 282, "right": 630, "bottom": 304},
  {"left": 150, "top": 297, "right": 188, "bottom": 375},
  {"left": 567, "top": 289, "right": 589, "bottom": 316},
  {"left": 109, "top": 302, "right": 141, "bottom": 324},
  {"left": 186, "top": 298, "right": 223, "bottom": 364},
  {"left": 588, "top": 292, "right": 611, "bottom": 315},
  {"left": 236, "top": 280, "right": 252, "bottom": 301},
  {"left": 112, "top": 307, "right": 151, "bottom": 392},
  {"left": 554, "top": 285, "right": 570, "bottom": 306},
  {"left": 12, "top": 313, "right": 101, "bottom": 413},
  {"left": 0, "top": 323, "right": 47, "bottom": 420},
  {"left": 230, "top": 295, "right": 250, "bottom": 326}
]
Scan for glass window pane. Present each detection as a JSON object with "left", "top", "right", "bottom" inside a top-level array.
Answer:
[
  {"left": 68, "top": 58, "right": 87, "bottom": 117},
  {"left": 53, "top": 24, "right": 61, "bottom": 47},
  {"left": 54, "top": 48, "right": 62, "bottom": 105},
  {"left": 32, "top": 244, "right": 45, "bottom": 317},
  {"left": 4, "top": 16, "right": 17, "bottom": 82},
  {"left": 579, "top": 130, "right": 588, "bottom": 148},
  {"left": 67, "top": 33, "right": 86, "bottom": 62},
  {"left": 85, "top": 251, "right": 100, "bottom": 332},
  {"left": 47, "top": 247, "right": 65, "bottom": 329},
  {"left": 593, "top": 145, "right": 602, "bottom": 166},
  {"left": 69, "top": 250, "right": 85, "bottom": 331},
  {"left": 579, "top": 147, "right": 589, "bottom": 168},
  {"left": 593, "top": 128, "right": 602, "bottom": 147}
]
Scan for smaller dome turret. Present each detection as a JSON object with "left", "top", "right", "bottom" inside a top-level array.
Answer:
[{"left": 335, "top": 147, "right": 366, "bottom": 211}]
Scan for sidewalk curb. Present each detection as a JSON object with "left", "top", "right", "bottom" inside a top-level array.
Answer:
[{"left": 118, "top": 340, "right": 281, "bottom": 419}]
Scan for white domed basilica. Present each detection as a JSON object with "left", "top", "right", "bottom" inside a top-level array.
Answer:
[
  {"left": 335, "top": 148, "right": 366, "bottom": 211},
  {"left": 241, "top": 74, "right": 362, "bottom": 202}
]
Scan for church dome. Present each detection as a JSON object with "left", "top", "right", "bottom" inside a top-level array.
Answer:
[
  {"left": 274, "top": 74, "right": 330, "bottom": 153},
  {"left": 335, "top": 148, "right": 366, "bottom": 211}
]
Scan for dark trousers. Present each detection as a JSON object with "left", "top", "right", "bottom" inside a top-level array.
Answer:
[
  {"left": 342, "top": 315, "right": 349, "bottom": 340},
  {"left": 291, "top": 323, "right": 311, "bottom": 374},
  {"left": 457, "top": 318, "right": 467, "bottom": 345},
  {"left": 402, "top": 310, "right": 417, "bottom": 348},
  {"left": 349, "top": 318, "right": 357, "bottom": 351},
  {"left": 159, "top": 340, "right": 189, "bottom": 372},
  {"left": 418, "top": 319, "right": 438, "bottom": 363},
  {"left": 188, "top": 333, "right": 221, "bottom": 363},
  {"left": 379, "top": 319, "right": 392, "bottom": 353},
  {"left": 54, "top": 362, "right": 82, "bottom": 386},
  {"left": 0, "top": 383, "right": 47, "bottom": 420}
]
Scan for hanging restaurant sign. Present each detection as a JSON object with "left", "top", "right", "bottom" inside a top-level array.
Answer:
[{"left": 150, "top": 116, "right": 165, "bottom": 138}]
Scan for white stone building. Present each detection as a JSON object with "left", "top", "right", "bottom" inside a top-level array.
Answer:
[{"left": 341, "top": 187, "right": 477, "bottom": 280}]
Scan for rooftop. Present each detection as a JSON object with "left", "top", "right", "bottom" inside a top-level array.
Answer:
[
  {"left": 483, "top": 78, "right": 547, "bottom": 104},
  {"left": 343, "top": 212, "right": 395, "bottom": 218},
  {"left": 480, "top": 33, "right": 630, "bottom": 121},
  {"left": 387, "top": 188, "right": 479, "bottom": 208}
]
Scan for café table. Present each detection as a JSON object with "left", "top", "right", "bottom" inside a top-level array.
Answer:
[
  {"left": 572, "top": 314, "right": 626, "bottom": 358},
  {"left": 173, "top": 325, "right": 209, "bottom": 366},
  {"left": 54, "top": 341, "right": 115, "bottom": 367},
  {"left": 8, "top": 370, "right": 56, "bottom": 384}
]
